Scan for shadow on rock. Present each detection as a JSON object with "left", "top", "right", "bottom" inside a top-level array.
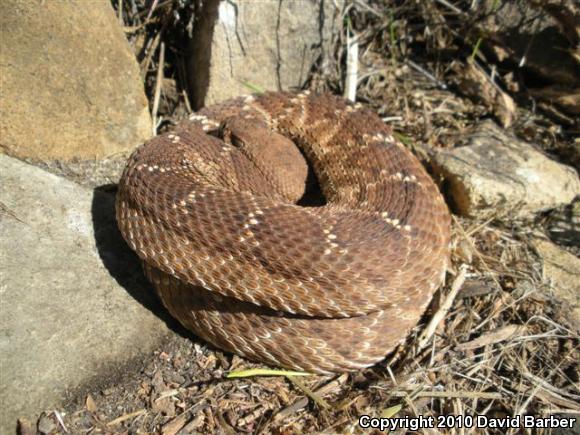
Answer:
[{"left": 90, "top": 184, "right": 194, "bottom": 339}]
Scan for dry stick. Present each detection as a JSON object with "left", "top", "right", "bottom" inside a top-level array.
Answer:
[
  {"left": 151, "top": 41, "right": 165, "bottom": 136},
  {"left": 123, "top": 22, "right": 151, "bottom": 33},
  {"left": 146, "top": 0, "right": 160, "bottom": 21},
  {"left": 422, "top": 98, "right": 432, "bottom": 140},
  {"left": 353, "top": 0, "right": 382, "bottom": 17},
  {"left": 141, "top": 27, "right": 164, "bottom": 78},
  {"left": 456, "top": 324, "right": 527, "bottom": 351},
  {"left": 53, "top": 411, "right": 68, "bottom": 434},
  {"left": 390, "top": 390, "right": 502, "bottom": 400},
  {"left": 182, "top": 90, "right": 192, "bottom": 114},
  {"left": 535, "top": 390, "right": 580, "bottom": 412},
  {"left": 463, "top": 215, "right": 495, "bottom": 238},
  {"left": 416, "top": 265, "right": 467, "bottom": 352},
  {"left": 382, "top": 116, "right": 403, "bottom": 123},
  {"left": 344, "top": 29, "right": 358, "bottom": 102},
  {"left": 434, "top": 0, "right": 464, "bottom": 15},
  {"left": 406, "top": 60, "right": 448, "bottom": 90},
  {"left": 471, "top": 59, "right": 510, "bottom": 97},
  {"left": 274, "top": 374, "right": 348, "bottom": 421},
  {"left": 118, "top": 0, "right": 123, "bottom": 25},
  {"left": 523, "top": 371, "right": 580, "bottom": 402},
  {"left": 515, "top": 381, "right": 580, "bottom": 414},
  {"left": 286, "top": 376, "right": 330, "bottom": 410},
  {"left": 107, "top": 409, "right": 147, "bottom": 426}
]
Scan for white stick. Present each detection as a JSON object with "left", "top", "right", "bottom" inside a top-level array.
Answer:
[{"left": 344, "top": 31, "right": 358, "bottom": 102}]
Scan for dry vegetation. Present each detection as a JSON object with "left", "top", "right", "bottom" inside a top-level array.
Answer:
[{"left": 26, "top": 1, "right": 578, "bottom": 434}]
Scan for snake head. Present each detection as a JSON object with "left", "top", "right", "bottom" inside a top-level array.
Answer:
[{"left": 219, "top": 116, "right": 309, "bottom": 203}]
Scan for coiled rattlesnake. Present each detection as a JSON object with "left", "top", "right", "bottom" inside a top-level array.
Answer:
[{"left": 116, "top": 92, "right": 450, "bottom": 373}]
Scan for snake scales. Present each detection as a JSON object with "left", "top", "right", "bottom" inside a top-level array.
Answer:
[{"left": 116, "top": 92, "right": 451, "bottom": 374}]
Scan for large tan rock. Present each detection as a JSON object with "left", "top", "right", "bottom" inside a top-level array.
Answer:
[
  {"left": 186, "top": 0, "right": 344, "bottom": 108},
  {"left": 432, "top": 121, "right": 580, "bottom": 219},
  {"left": 0, "top": 0, "right": 151, "bottom": 161},
  {"left": 0, "top": 155, "right": 170, "bottom": 432}
]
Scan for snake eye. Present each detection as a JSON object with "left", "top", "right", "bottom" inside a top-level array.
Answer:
[
  {"left": 218, "top": 119, "right": 246, "bottom": 149},
  {"left": 229, "top": 134, "right": 246, "bottom": 149}
]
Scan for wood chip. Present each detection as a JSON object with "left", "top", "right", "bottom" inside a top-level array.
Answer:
[
  {"left": 161, "top": 413, "right": 189, "bottom": 435},
  {"left": 85, "top": 394, "right": 97, "bottom": 413}
]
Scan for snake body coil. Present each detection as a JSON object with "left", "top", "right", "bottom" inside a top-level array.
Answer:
[{"left": 116, "top": 92, "right": 450, "bottom": 373}]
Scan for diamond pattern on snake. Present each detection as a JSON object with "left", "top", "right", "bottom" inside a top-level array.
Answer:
[{"left": 116, "top": 91, "right": 451, "bottom": 374}]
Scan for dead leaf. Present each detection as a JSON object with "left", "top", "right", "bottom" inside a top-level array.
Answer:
[
  {"left": 456, "top": 325, "right": 527, "bottom": 350},
  {"left": 86, "top": 394, "right": 97, "bottom": 413}
]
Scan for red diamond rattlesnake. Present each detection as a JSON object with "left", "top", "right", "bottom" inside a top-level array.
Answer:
[{"left": 116, "top": 92, "right": 450, "bottom": 374}]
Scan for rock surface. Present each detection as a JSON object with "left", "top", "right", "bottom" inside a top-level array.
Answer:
[
  {"left": 0, "top": 0, "right": 151, "bottom": 161},
  {"left": 533, "top": 239, "right": 580, "bottom": 328},
  {"left": 186, "top": 0, "right": 343, "bottom": 108},
  {"left": 0, "top": 155, "right": 170, "bottom": 433},
  {"left": 432, "top": 121, "right": 580, "bottom": 219}
]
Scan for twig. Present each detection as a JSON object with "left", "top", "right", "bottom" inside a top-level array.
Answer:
[
  {"left": 118, "top": 0, "right": 124, "bottom": 25},
  {"left": 107, "top": 409, "right": 147, "bottom": 426},
  {"left": 53, "top": 411, "right": 68, "bottom": 434},
  {"left": 434, "top": 0, "right": 464, "bottom": 15},
  {"left": 353, "top": 0, "right": 382, "bottom": 17},
  {"left": 286, "top": 376, "right": 330, "bottom": 410},
  {"left": 406, "top": 60, "right": 447, "bottom": 90},
  {"left": 344, "top": 24, "right": 358, "bottom": 102},
  {"left": 275, "top": 374, "right": 347, "bottom": 421},
  {"left": 417, "top": 265, "right": 467, "bottom": 351},
  {"left": 523, "top": 371, "right": 580, "bottom": 402},
  {"left": 388, "top": 390, "right": 502, "bottom": 400},
  {"left": 473, "top": 285, "right": 530, "bottom": 333},
  {"left": 141, "top": 24, "right": 166, "bottom": 78},
  {"left": 151, "top": 41, "right": 165, "bottom": 135},
  {"left": 456, "top": 325, "right": 527, "bottom": 350},
  {"left": 470, "top": 58, "right": 508, "bottom": 96},
  {"left": 227, "top": 368, "right": 310, "bottom": 378},
  {"left": 146, "top": 0, "right": 160, "bottom": 21},
  {"left": 382, "top": 116, "right": 403, "bottom": 123}
]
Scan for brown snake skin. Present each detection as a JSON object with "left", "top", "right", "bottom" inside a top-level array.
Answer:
[{"left": 116, "top": 91, "right": 451, "bottom": 374}]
